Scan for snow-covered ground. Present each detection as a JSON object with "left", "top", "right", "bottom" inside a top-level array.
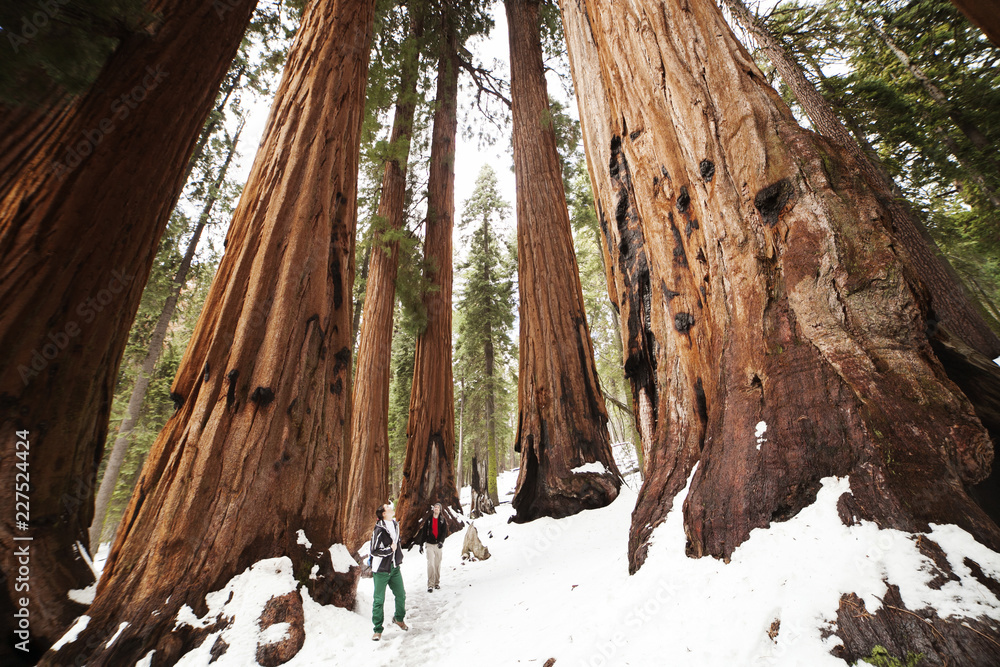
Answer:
[{"left": 65, "top": 466, "right": 1000, "bottom": 666}]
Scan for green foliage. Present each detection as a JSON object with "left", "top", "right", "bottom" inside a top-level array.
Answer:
[
  {"left": 454, "top": 165, "right": 517, "bottom": 488},
  {"left": 0, "top": 0, "right": 150, "bottom": 105},
  {"left": 854, "top": 644, "right": 923, "bottom": 667},
  {"left": 760, "top": 0, "right": 1000, "bottom": 329},
  {"left": 387, "top": 311, "right": 416, "bottom": 495}
]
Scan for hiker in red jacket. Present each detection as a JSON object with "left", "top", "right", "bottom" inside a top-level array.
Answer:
[{"left": 416, "top": 502, "right": 450, "bottom": 592}]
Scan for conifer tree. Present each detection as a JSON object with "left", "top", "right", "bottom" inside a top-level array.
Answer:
[{"left": 455, "top": 165, "right": 517, "bottom": 512}]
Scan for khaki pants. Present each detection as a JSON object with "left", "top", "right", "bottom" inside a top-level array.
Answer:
[{"left": 426, "top": 543, "right": 442, "bottom": 588}]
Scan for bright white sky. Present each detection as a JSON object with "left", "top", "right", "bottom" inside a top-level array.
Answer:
[{"left": 225, "top": 0, "right": 572, "bottom": 252}]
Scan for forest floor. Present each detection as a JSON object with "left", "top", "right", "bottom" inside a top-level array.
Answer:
[{"left": 66, "top": 467, "right": 1000, "bottom": 666}]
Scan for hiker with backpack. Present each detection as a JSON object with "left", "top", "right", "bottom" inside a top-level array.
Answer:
[{"left": 369, "top": 503, "right": 407, "bottom": 641}]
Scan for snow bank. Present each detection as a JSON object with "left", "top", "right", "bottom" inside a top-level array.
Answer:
[
  {"left": 571, "top": 462, "right": 608, "bottom": 475},
  {"left": 328, "top": 543, "right": 357, "bottom": 573},
  {"left": 129, "top": 466, "right": 1000, "bottom": 666},
  {"left": 50, "top": 615, "right": 89, "bottom": 651},
  {"left": 173, "top": 558, "right": 299, "bottom": 666}
]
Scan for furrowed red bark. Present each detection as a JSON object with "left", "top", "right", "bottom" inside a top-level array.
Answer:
[
  {"left": 41, "top": 0, "right": 375, "bottom": 662},
  {"left": 343, "top": 10, "right": 426, "bottom": 554},
  {"left": 88, "top": 122, "right": 245, "bottom": 552},
  {"left": 724, "top": 0, "right": 1000, "bottom": 361},
  {"left": 566, "top": 0, "right": 999, "bottom": 661},
  {"left": 395, "top": 15, "right": 463, "bottom": 547},
  {"left": 0, "top": 0, "right": 257, "bottom": 659},
  {"left": 506, "top": 0, "right": 621, "bottom": 524}
]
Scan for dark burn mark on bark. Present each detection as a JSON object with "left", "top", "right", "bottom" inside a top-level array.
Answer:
[
  {"left": 287, "top": 397, "right": 298, "bottom": 416},
  {"left": 674, "top": 312, "right": 695, "bottom": 333},
  {"left": 203, "top": 362, "right": 210, "bottom": 382},
  {"left": 677, "top": 186, "right": 690, "bottom": 213},
  {"left": 694, "top": 378, "right": 708, "bottom": 425},
  {"left": 609, "top": 136, "right": 622, "bottom": 178},
  {"left": 330, "top": 379, "right": 343, "bottom": 395},
  {"left": 696, "top": 249, "right": 707, "bottom": 264},
  {"left": 226, "top": 369, "right": 239, "bottom": 409},
  {"left": 609, "top": 131, "right": 659, "bottom": 430},
  {"left": 661, "top": 165, "right": 669, "bottom": 179},
  {"left": 700, "top": 285, "right": 707, "bottom": 300},
  {"left": 629, "top": 129, "right": 642, "bottom": 141},
  {"left": 754, "top": 179, "right": 794, "bottom": 227},
  {"left": 685, "top": 218, "right": 699, "bottom": 237},
  {"left": 251, "top": 386, "right": 275, "bottom": 406},
  {"left": 700, "top": 159, "right": 715, "bottom": 182},
  {"left": 662, "top": 281, "right": 680, "bottom": 301},
  {"left": 670, "top": 221, "right": 687, "bottom": 267},
  {"left": 170, "top": 392, "right": 184, "bottom": 410},
  {"left": 333, "top": 347, "right": 351, "bottom": 375}
]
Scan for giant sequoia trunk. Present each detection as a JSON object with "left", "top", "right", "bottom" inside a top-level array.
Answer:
[
  {"left": 0, "top": 0, "right": 257, "bottom": 658},
  {"left": 42, "top": 0, "right": 375, "bottom": 662},
  {"left": 564, "top": 0, "right": 1000, "bottom": 662},
  {"left": 395, "top": 19, "right": 463, "bottom": 547},
  {"left": 88, "top": 124, "right": 244, "bottom": 552},
  {"left": 723, "top": 0, "right": 1000, "bottom": 361},
  {"left": 343, "top": 11, "right": 426, "bottom": 554},
  {"left": 506, "top": 0, "right": 621, "bottom": 523}
]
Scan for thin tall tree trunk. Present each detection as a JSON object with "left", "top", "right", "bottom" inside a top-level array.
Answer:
[
  {"left": 0, "top": 0, "right": 258, "bottom": 658},
  {"left": 43, "top": 0, "right": 376, "bottom": 662},
  {"left": 342, "top": 9, "right": 426, "bottom": 554},
  {"left": 395, "top": 13, "right": 463, "bottom": 547},
  {"left": 872, "top": 19, "right": 997, "bottom": 159},
  {"left": 88, "top": 122, "right": 245, "bottom": 552},
  {"left": 950, "top": 0, "right": 1000, "bottom": 46},
  {"left": 457, "top": 377, "right": 465, "bottom": 492},
  {"left": 506, "top": 0, "right": 621, "bottom": 523},
  {"left": 722, "top": 0, "right": 1000, "bottom": 360},
  {"left": 565, "top": 0, "right": 1000, "bottom": 661}
]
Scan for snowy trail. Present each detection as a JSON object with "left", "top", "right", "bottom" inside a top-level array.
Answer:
[{"left": 73, "top": 467, "right": 1000, "bottom": 666}]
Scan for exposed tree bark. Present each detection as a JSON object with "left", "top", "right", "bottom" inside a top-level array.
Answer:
[
  {"left": 457, "top": 377, "right": 465, "bottom": 491},
  {"left": 506, "top": 0, "right": 621, "bottom": 523},
  {"left": 41, "top": 0, "right": 376, "bottom": 661},
  {"left": 343, "top": 10, "right": 426, "bottom": 554},
  {"left": 565, "top": 0, "right": 1000, "bottom": 661},
  {"left": 723, "top": 0, "right": 1000, "bottom": 361},
  {"left": 88, "top": 122, "right": 245, "bottom": 552},
  {"left": 950, "top": 0, "right": 1000, "bottom": 47},
  {"left": 483, "top": 221, "right": 501, "bottom": 507},
  {"left": 395, "top": 15, "right": 463, "bottom": 547},
  {"left": 0, "top": 0, "right": 258, "bottom": 658},
  {"left": 0, "top": 91, "right": 73, "bottom": 196}
]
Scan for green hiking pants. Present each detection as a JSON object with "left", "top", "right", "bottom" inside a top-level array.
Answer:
[{"left": 372, "top": 566, "right": 406, "bottom": 632}]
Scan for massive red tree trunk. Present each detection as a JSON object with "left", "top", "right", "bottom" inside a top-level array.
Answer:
[
  {"left": 41, "top": 0, "right": 376, "bottom": 662},
  {"left": 88, "top": 123, "right": 245, "bottom": 552},
  {"left": 0, "top": 0, "right": 257, "bottom": 658},
  {"left": 343, "top": 11, "right": 426, "bottom": 554},
  {"left": 395, "top": 18, "right": 463, "bottom": 547},
  {"left": 506, "top": 0, "right": 621, "bottom": 523},
  {"left": 723, "top": 0, "right": 1000, "bottom": 360},
  {"left": 565, "top": 0, "right": 1000, "bottom": 661}
]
